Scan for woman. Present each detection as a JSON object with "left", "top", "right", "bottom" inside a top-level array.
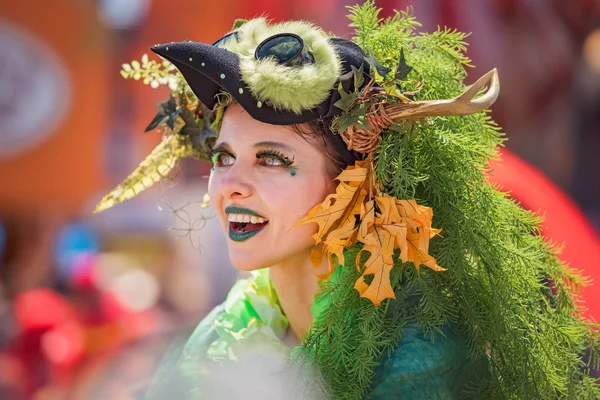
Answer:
[{"left": 97, "top": 2, "right": 599, "bottom": 399}]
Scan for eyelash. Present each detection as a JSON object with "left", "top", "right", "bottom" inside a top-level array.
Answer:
[
  {"left": 256, "top": 150, "right": 294, "bottom": 167},
  {"left": 210, "top": 149, "right": 295, "bottom": 168},
  {"left": 210, "top": 150, "right": 233, "bottom": 166}
]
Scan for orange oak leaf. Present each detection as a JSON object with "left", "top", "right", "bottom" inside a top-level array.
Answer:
[
  {"left": 323, "top": 216, "right": 358, "bottom": 274},
  {"left": 354, "top": 225, "right": 397, "bottom": 305},
  {"left": 294, "top": 162, "right": 369, "bottom": 245},
  {"left": 295, "top": 159, "right": 445, "bottom": 306},
  {"left": 294, "top": 182, "right": 362, "bottom": 244},
  {"left": 375, "top": 196, "right": 403, "bottom": 225},
  {"left": 395, "top": 199, "right": 444, "bottom": 272},
  {"left": 354, "top": 196, "right": 444, "bottom": 305},
  {"left": 310, "top": 245, "right": 333, "bottom": 279},
  {"left": 358, "top": 199, "right": 375, "bottom": 242}
]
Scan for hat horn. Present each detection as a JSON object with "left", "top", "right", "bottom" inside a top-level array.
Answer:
[{"left": 384, "top": 68, "right": 500, "bottom": 121}]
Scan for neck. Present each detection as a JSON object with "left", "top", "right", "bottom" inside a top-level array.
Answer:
[{"left": 268, "top": 251, "right": 323, "bottom": 343}]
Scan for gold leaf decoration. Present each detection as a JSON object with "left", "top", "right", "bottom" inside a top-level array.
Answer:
[{"left": 94, "top": 134, "right": 194, "bottom": 213}]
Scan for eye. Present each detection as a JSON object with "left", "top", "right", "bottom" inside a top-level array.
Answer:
[
  {"left": 211, "top": 151, "right": 235, "bottom": 167},
  {"left": 263, "top": 155, "right": 285, "bottom": 166},
  {"left": 256, "top": 150, "right": 294, "bottom": 167}
]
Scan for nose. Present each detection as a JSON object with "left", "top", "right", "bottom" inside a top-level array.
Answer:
[{"left": 213, "top": 167, "right": 253, "bottom": 200}]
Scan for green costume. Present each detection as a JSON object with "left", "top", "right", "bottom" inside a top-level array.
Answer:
[
  {"left": 96, "top": 2, "right": 599, "bottom": 398},
  {"left": 145, "top": 269, "right": 486, "bottom": 399}
]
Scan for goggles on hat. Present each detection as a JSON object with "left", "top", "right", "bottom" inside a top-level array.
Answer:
[
  {"left": 213, "top": 31, "right": 315, "bottom": 66},
  {"left": 255, "top": 33, "right": 315, "bottom": 66},
  {"left": 212, "top": 31, "right": 240, "bottom": 48}
]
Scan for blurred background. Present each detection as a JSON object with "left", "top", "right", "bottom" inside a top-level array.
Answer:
[{"left": 0, "top": 0, "right": 599, "bottom": 398}]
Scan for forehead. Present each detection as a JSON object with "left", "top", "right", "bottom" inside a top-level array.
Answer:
[{"left": 217, "top": 104, "right": 309, "bottom": 149}]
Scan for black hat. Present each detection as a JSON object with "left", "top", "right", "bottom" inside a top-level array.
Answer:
[{"left": 151, "top": 37, "right": 370, "bottom": 125}]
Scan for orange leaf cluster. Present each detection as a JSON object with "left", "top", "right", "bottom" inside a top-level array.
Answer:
[{"left": 294, "top": 160, "right": 445, "bottom": 306}]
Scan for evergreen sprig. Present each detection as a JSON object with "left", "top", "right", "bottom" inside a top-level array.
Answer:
[
  {"left": 121, "top": 53, "right": 182, "bottom": 90},
  {"left": 296, "top": 2, "right": 600, "bottom": 399}
]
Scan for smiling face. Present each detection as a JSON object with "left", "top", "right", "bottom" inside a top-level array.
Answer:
[{"left": 208, "top": 103, "right": 336, "bottom": 271}]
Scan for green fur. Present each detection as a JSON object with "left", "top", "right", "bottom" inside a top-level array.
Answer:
[{"left": 221, "top": 18, "right": 341, "bottom": 114}]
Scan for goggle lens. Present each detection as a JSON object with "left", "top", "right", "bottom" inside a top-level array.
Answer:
[{"left": 255, "top": 34, "right": 314, "bottom": 66}]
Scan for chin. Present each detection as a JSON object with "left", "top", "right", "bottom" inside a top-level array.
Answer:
[
  {"left": 226, "top": 241, "right": 314, "bottom": 272},
  {"left": 220, "top": 219, "right": 318, "bottom": 271},
  {"left": 226, "top": 247, "right": 270, "bottom": 272}
]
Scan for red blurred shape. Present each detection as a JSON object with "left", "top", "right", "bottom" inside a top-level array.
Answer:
[
  {"left": 14, "top": 288, "right": 78, "bottom": 330},
  {"left": 40, "top": 321, "right": 85, "bottom": 367},
  {"left": 71, "top": 253, "right": 97, "bottom": 290},
  {"left": 489, "top": 150, "right": 600, "bottom": 320},
  {"left": 99, "top": 291, "right": 130, "bottom": 320}
]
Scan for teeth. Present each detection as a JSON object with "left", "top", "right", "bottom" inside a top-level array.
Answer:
[{"left": 227, "top": 213, "right": 268, "bottom": 223}]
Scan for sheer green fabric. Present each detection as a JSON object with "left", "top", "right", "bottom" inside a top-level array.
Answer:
[{"left": 145, "top": 270, "right": 483, "bottom": 399}]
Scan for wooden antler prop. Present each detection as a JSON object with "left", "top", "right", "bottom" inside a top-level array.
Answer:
[
  {"left": 385, "top": 68, "right": 500, "bottom": 121},
  {"left": 342, "top": 69, "right": 500, "bottom": 153}
]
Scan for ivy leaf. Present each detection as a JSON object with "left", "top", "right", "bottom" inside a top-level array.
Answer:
[
  {"left": 351, "top": 64, "right": 365, "bottom": 90},
  {"left": 180, "top": 105, "right": 217, "bottom": 151},
  {"left": 333, "top": 82, "right": 359, "bottom": 111},
  {"left": 144, "top": 95, "right": 181, "bottom": 132},
  {"left": 364, "top": 50, "right": 391, "bottom": 78},
  {"left": 395, "top": 48, "right": 413, "bottom": 81},
  {"left": 337, "top": 103, "right": 368, "bottom": 134},
  {"left": 386, "top": 123, "right": 406, "bottom": 133}
]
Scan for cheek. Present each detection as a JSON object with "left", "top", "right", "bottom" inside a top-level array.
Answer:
[
  {"left": 207, "top": 173, "right": 217, "bottom": 200},
  {"left": 268, "top": 176, "right": 332, "bottom": 230},
  {"left": 208, "top": 175, "right": 226, "bottom": 224}
]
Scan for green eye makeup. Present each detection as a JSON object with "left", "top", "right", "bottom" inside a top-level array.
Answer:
[
  {"left": 209, "top": 147, "right": 296, "bottom": 172},
  {"left": 256, "top": 150, "right": 294, "bottom": 167},
  {"left": 210, "top": 150, "right": 235, "bottom": 167}
]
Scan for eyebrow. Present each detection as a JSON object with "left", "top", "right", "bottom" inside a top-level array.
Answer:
[
  {"left": 212, "top": 141, "right": 294, "bottom": 153},
  {"left": 253, "top": 141, "right": 294, "bottom": 152}
]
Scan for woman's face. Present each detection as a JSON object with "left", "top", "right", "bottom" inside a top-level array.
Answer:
[{"left": 208, "top": 104, "right": 335, "bottom": 271}]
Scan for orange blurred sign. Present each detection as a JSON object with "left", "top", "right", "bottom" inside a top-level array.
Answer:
[{"left": 0, "top": 0, "right": 108, "bottom": 215}]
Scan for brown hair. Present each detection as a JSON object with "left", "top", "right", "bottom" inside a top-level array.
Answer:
[{"left": 292, "top": 118, "right": 362, "bottom": 178}]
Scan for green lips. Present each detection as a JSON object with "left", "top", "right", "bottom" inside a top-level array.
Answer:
[
  {"left": 226, "top": 206, "right": 267, "bottom": 242},
  {"left": 228, "top": 225, "right": 263, "bottom": 242},
  {"left": 224, "top": 206, "right": 266, "bottom": 218}
]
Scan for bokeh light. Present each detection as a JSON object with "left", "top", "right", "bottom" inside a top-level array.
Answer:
[{"left": 583, "top": 29, "right": 600, "bottom": 74}]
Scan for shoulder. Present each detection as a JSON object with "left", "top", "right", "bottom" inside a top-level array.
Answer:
[
  {"left": 144, "top": 304, "right": 225, "bottom": 400},
  {"left": 179, "top": 304, "right": 226, "bottom": 363},
  {"left": 369, "top": 324, "right": 490, "bottom": 400}
]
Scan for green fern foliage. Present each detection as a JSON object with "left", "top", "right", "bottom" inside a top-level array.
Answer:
[{"left": 296, "top": 2, "right": 600, "bottom": 399}]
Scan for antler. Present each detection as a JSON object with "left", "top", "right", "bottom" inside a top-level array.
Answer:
[
  {"left": 384, "top": 68, "right": 500, "bottom": 121},
  {"left": 340, "top": 69, "right": 500, "bottom": 153}
]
